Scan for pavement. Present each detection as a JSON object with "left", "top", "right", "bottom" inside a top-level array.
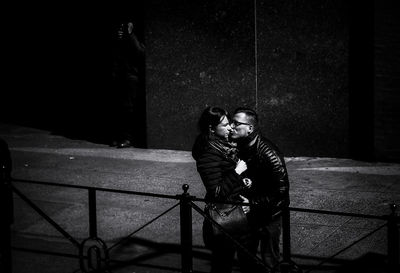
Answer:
[{"left": 1, "top": 122, "right": 399, "bottom": 273}]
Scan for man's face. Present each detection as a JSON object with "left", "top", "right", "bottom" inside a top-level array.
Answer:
[{"left": 230, "top": 113, "right": 253, "bottom": 140}]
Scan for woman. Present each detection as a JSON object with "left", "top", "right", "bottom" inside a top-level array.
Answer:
[{"left": 192, "top": 106, "right": 250, "bottom": 273}]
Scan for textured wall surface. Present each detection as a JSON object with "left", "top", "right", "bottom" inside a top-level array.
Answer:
[
  {"left": 146, "top": 0, "right": 349, "bottom": 157},
  {"left": 146, "top": 0, "right": 255, "bottom": 151},
  {"left": 254, "top": 0, "right": 348, "bottom": 156},
  {"left": 3, "top": 1, "right": 399, "bottom": 160},
  {"left": 374, "top": 1, "right": 400, "bottom": 161}
]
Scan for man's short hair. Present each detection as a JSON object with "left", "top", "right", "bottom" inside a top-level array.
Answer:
[{"left": 234, "top": 107, "right": 258, "bottom": 127}]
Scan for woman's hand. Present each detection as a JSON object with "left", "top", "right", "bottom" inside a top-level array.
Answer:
[
  {"left": 239, "top": 195, "right": 250, "bottom": 214},
  {"left": 235, "top": 160, "right": 247, "bottom": 175}
]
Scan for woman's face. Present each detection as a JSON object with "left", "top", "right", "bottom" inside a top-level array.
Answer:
[{"left": 213, "top": 116, "right": 232, "bottom": 140}]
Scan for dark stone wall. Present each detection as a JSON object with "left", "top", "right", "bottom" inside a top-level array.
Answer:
[
  {"left": 146, "top": 0, "right": 349, "bottom": 157},
  {"left": 15, "top": 1, "right": 400, "bottom": 160},
  {"left": 2, "top": 3, "right": 111, "bottom": 139},
  {"left": 146, "top": 0, "right": 255, "bottom": 151},
  {"left": 348, "top": 2, "right": 375, "bottom": 161},
  {"left": 374, "top": 1, "right": 400, "bottom": 162},
  {"left": 2, "top": 3, "right": 146, "bottom": 146},
  {"left": 3, "top": 1, "right": 399, "bottom": 160},
  {"left": 255, "top": 0, "right": 348, "bottom": 157}
]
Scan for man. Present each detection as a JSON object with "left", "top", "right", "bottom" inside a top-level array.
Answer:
[
  {"left": 230, "top": 107, "right": 290, "bottom": 273},
  {"left": 110, "top": 19, "right": 145, "bottom": 148}
]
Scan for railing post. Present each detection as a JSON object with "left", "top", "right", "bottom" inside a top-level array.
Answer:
[
  {"left": 88, "top": 189, "right": 97, "bottom": 238},
  {"left": 388, "top": 203, "right": 399, "bottom": 271},
  {"left": 281, "top": 206, "right": 292, "bottom": 273},
  {"left": 80, "top": 189, "right": 110, "bottom": 273},
  {"left": 180, "top": 184, "right": 193, "bottom": 273},
  {"left": 1, "top": 148, "right": 13, "bottom": 273}
]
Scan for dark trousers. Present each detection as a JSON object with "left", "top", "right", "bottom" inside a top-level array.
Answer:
[
  {"left": 211, "top": 236, "right": 236, "bottom": 273},
  {"left": 203, "top": 219, "right": 236, "bottom": 273},
  {"left": 110, "top": 76, "right": 139, "bottom": 143},
  {"left": 238, "top": 216, "right": 282, "bottom": 273}
]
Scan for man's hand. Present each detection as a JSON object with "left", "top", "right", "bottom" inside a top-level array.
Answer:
[
  {"left": 117, "top": 22, "right": 134, "bottom": 40},
  {"left": 242, "top": 178, "right": 252, "bottom": 188},
  {"left": 239, "top": 195, "right": 250, "bottom": 214}
]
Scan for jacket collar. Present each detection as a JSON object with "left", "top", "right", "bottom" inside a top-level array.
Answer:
[{"left": 236, "top": 130, "right": 259, "bottom": 148}]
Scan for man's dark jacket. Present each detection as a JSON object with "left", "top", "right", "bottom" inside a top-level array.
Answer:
[{"left": 238, "top": 133, "right": 290, "bottom": 228}]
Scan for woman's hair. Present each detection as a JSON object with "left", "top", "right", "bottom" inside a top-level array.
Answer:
[
  {"left": 192, "top": 106, "right": 229, "bottom": 160},
  {"left": 198, "top": 106, "right": 229, "bottom": 134}
]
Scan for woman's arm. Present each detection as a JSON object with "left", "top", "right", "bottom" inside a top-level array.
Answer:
[{"left": 196, "top": 150, "right": 244, "bottom": 201}]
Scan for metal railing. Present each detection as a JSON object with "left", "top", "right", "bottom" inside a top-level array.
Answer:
[
  {"left": 3, "top": 177, "right": 187, "bottom": 273},
  {"left": 288, "top": 205, "right": 399, "bottom": 273},
  {"left": 1, "top": 171, "right": 399, "bottom": 273}
]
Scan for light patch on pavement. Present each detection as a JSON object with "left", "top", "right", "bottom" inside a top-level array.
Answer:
[
  {"left": 296, "top": 166, "right": 400, "bottom": 176},
  {"left": 10, "top": 147, "right": 195, "bottom": 163}
]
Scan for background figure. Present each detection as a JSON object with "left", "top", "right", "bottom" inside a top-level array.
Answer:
[{"left": 110, "top": 19, "right": 145, "bottom": 148}]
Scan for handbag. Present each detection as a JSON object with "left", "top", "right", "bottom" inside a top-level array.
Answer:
[{"left": 206, "top": 203, "right": 249, "bottom": 237}]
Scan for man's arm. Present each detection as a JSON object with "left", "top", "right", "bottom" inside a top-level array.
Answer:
[
  {"left": 255, "top": 140, "right": 290, "bottom": 209},
  {"left": 128, "top": 31, "right": 145, "bottom": 55}
]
